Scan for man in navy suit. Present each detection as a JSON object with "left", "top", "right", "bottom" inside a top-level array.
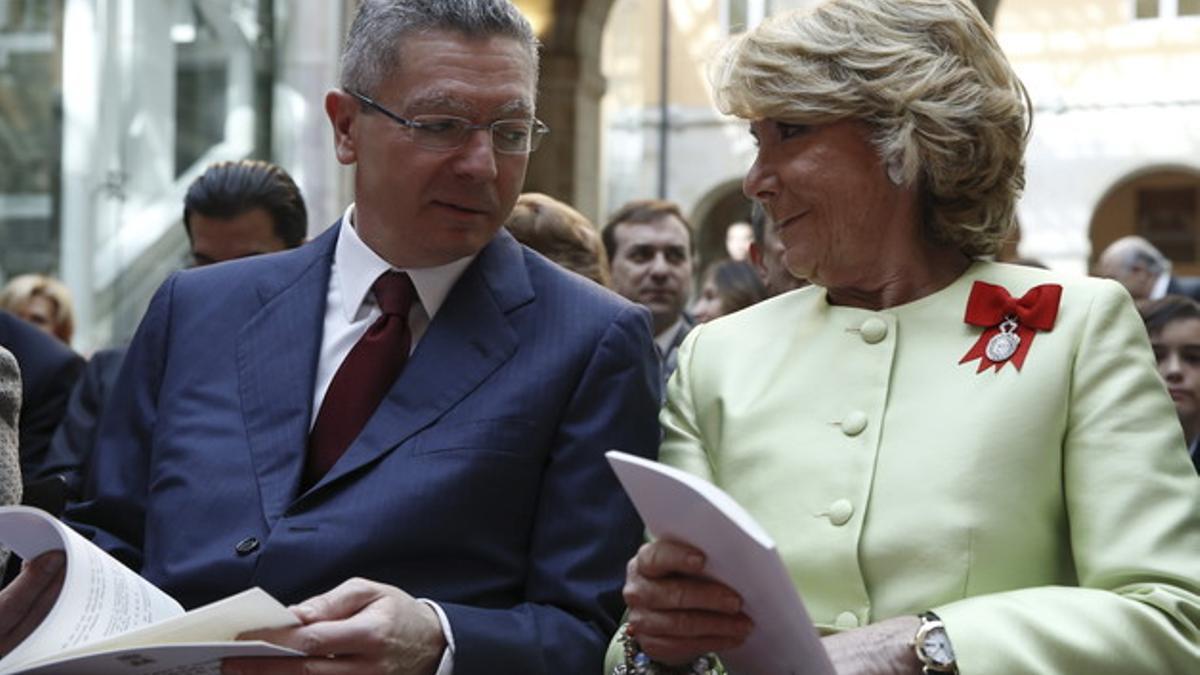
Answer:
[
  {"left": 0, "top": 2, "right": 660, "bottom": 673},
  {"left": 43, "top": 158, "right": 308, "bottom": 501}
]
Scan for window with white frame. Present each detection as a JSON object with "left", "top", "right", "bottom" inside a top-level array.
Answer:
[
  {"left": 1135, "top": 0, "right": 1200, "bottom": 19},
  {"left": 722, "top": 0, "right": 770, "bottom": 35}
]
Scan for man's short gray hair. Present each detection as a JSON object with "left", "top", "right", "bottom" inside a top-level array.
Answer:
[
  {"left": 1112, "top": 236, "right": 1171, "bottom": 276},
  {"left": 340, "top": 0, "right": 539, "bottom": 95}
]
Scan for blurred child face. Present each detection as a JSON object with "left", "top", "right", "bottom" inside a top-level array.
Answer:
[
  {"left": 691, "top": 277, "right": 725, "bottom": 324},
  {"left": 1151, "top": 317, "right": 1200, "bottom": 426}
]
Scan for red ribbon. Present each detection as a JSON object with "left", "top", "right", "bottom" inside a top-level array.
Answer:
[{"left": 959, "top": 281, "right": 1062, "bottom": 373}]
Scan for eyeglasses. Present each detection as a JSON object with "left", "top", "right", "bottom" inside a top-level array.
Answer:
[{"left": 348, "top": 90, "right": 549, "bottom": 155}]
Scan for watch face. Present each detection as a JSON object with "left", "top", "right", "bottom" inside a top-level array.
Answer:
[{"left": 922, "top": 629, "right": 955, "bottom": 666}]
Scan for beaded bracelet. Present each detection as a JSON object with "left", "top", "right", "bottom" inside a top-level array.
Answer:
[{"left": 611, "top": 625, "right": 720, "bottom": 675}]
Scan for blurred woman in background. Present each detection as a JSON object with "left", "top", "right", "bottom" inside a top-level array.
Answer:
[
  {"left": 690, "top": 260, "right": 766, "bottom": 323},
  {"left": 0, "top": 275, "right": 74, "bottom": 346},
  {"left": 504, "top": 192, "right": 611, "bottom": 287},
  {"left": 1140, "top": 294, "right": 1200, "bottom": 472}
]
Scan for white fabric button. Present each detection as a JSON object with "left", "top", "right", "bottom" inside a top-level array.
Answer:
[
  {"left": 860, "top": 318, "right": 888, "bottom": 344},
  {"left": 835, "top": 611, "right": 860, "bottom": 629},
  {"left": 828, "top": 499, "right": 854, "bottom": 526},
  {"left": 841, "top": 411, "right": 868, "bottom": 436}
]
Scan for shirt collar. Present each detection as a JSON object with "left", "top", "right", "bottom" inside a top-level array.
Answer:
[
  {"left": 654, "top": 316, "right": 687, "bottom": 355},
  {"left": 1150, "top": 271, "right": 1171, "bottom": 300},
  {"left": 334, "top": 203, "right": 477, "bottom": 322}
]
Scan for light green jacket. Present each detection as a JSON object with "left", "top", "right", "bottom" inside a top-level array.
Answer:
[{"left": 606, "top": 261, "right": 1199, "bottom": 674}]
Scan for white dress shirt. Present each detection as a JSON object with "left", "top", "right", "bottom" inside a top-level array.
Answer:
[
  {"left": 312, "top": 203, "right": 472, "bottom": 674},
  {"left": 1150, "top": 270, "right": 1171, "bottom": 300},
  {"left": 312, "top": 204, "right": 475, "bottom": 419},
  {"left": 653, "top": 317, "right": 687, "bottom": 357}
]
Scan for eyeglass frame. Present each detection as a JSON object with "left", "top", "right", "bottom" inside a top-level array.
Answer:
[{"left": 347, "top": 89, "right": 550, "bottom": 155}]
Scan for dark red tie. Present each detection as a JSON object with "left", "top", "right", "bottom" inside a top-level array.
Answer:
[{"left": 303, "top": 271, "right": 415, "bottom": 489}]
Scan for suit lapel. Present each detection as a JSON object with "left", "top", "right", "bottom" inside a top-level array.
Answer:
[
  {"left": 237, "top": 226, "right": 337, "bottom": 524},
  {"left": 306, "top": 230, "right": 533, "bottom": 493}
]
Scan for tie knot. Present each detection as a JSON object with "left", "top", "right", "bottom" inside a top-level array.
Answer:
[{"left": 372, "top": 271, "right": 415, "bottom": 317}]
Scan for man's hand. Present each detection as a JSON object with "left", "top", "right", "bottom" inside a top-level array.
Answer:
[
  {"left": 622, "top": 540, "right": 753, "bottom": 666},
  {"left": 223, "top": 578, "right": 446, "bottom": 675},
  {"left": 0, "top": 551, "right": 66, "bottom": 657},
  {"left": 821, "top": 615, "right": 924, "bottom": 675}
]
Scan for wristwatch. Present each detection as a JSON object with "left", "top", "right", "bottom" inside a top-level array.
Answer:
[{"left": 913, "top": 611, "right": 957, "bottom": 674}]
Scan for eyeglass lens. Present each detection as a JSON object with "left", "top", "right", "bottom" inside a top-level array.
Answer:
[{"left": 410, "top": 116, "right": 544, "bottom": 154}]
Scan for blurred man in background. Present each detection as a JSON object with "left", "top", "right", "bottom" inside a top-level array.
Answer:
[
  {"left": 748, "top": 202, "right": 806, "bottom": 297},
  {"left": 1096, "top": 235, "right": 1200, "bottom": 301},
  {"left": 603, "top": 199, "right": 694, "bottom": 384},
  {"left": 45, "top": 159, "right": 308, "bottom": 501}
]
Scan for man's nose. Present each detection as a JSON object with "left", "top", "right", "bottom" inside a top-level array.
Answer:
[
  {"left": 648, "top": 252, "right": 671, "bottom": 276},
  {"left": 453, "top": 129, "right": 499, "bottom": 181},
  {"left": 1164, "top": 352, "right": 1185, "bottom": 378}
]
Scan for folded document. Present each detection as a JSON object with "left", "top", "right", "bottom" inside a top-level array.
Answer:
[{"left": 607, "top": 451, "right": 835, "bottom": 675}]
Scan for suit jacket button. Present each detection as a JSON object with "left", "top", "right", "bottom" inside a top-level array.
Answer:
[
  {"left": 859, "top": 318, "right": 888, "bottom": 344},
  {"left": 827, "top": 499, "right": 854, "bottom": 526},
  {"left": 840, "top": 411, "right": 868, "bottom": 436},
  {"left": 235, "top": 537, "right": 260, "bottom": 556},
  {"left": 835, "top": 611, "right": 860, "bottom": 629}
]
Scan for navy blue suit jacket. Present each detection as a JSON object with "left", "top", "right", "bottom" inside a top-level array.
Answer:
[
  {"left": 0, "top": 310, "right": 84, "bottom": 483},
  {"left": 1167, "top": 276, "right": 1200, "bottom": 302},
  {"left": 46, "top": 346, "right": 127, "bottom": 499},
  {"left": 67, "top": 225, "right": 662, "bottom": 672}
]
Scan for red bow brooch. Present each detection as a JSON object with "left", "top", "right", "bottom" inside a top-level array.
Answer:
[{"left": 959, "top": 281, "right": 1062, "bottom": 373}]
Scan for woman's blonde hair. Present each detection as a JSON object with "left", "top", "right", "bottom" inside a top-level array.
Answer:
[
  {"left": 712, "top": 0, "right": 1031, "bottom": 257},
  {"left": 0, "top": 274, "right": 75, "bottom": 344}
]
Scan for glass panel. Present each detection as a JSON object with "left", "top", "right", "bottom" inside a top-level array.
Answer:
[
  {"left": 727, "top": 0, "right": 749, "bottom": 33},
  {"left": 173, "top": 0, "right": 259, "bottom": 177},
  {"left": 175, "top": 6, "right": 232, "bottom": 176},
  {"left": 0, "top": 0, "right": 64, "bottom": 278},
  {"left": 1135, "top": 0, "right": 1160, "bottom": 19},
  {"left": 1179, "top": 0, "right": 1200, "bottom": 16}
]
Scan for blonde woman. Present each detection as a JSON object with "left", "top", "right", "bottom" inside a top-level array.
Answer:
[
  {"left": 613, "top": 1, "right": 1199, "bottom": 673},
  {"left": 0, "top": 275, "right": 75, "bottom": 346}
]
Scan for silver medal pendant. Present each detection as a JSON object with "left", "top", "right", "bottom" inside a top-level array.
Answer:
[{"left": 985, "top": 316, "right": 1020, "bottom": 362}]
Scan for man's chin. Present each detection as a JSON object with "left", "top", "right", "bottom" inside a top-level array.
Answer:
[{"left": 649, "top": 307, "right": 685, "bottom": 330}]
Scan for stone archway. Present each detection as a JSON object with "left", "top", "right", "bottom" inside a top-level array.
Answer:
[
  {"left": 1090, "top": 166, "right": 1200, "bottom": 275},
  {"left": 690, "top": 179, "right": 754, "bottom": 276},
  {"left": 523, "top": 0, "right": 616, "bottom": 224}
]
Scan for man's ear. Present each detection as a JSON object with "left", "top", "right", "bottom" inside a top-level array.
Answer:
[{"left": 325, "top": 90, "right": 359, "bottom": 165}]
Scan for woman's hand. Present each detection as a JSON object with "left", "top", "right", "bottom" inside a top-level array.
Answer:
[
  {"left": 821, "top": 615, "right": 924, "bottom": 675},
  {"left": 622, "top": 540, "right": 753, "bottom": 666},
  {"left": 0, "top": 550, "right": 66, "bottom": 657}
]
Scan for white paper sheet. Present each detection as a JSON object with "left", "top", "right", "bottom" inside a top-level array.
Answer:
[
  {"left": 0, "top": 506, "right": 183, "bottom": 671},
  {"left": 0, "top": 507, "right": 302, "bottom": 675},
  {"left": 607, "top": 451, "right": 836, "bottom": 675}
]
